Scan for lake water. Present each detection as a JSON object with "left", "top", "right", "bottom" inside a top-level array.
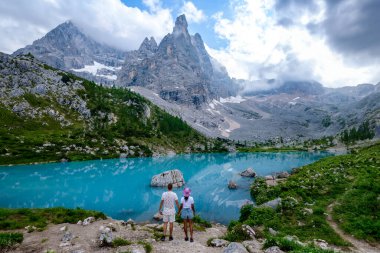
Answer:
[{"left": 0, "top": 152, "right": 331, "bottom": 224}]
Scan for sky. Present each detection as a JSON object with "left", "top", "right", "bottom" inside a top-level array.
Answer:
[{"left": 0, "top": 0, "right": 379, "bottom": 88}]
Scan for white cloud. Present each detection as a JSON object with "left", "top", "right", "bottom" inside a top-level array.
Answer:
[
  {"left": 0, "top": 0, "right": 174, "bottom": 53},
  {"left": 179, "top": 1, "right": 206, "bottom": 24},
  {"left": 208, "top": 0, "right": 380, "bottom": 87}
]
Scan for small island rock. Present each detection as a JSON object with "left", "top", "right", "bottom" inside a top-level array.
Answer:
[
  {"left": 228, "top": 180, "right": 237, "bottom": 189},
  {"left": 240, "top": 168, "right": 256, "bottom": 177},
  {"left": 150, "top": 169, "right": 185, "bottom": 187}
]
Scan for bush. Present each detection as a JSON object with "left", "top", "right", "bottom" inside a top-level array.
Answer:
[
  {"left": 112, "top": 238, "right": 131, "bottom": 247},
  {"left": 239, "top": 204, "right": 255, "bottom": 222},
  {"left": 0, "top": 232, "right": 23, "bottom": 249},
  {"left": 224, "top": 222, "right": 251, "bottom": 242},
  {"left": 138, "top": 241, "right": 153, "bottom": 253},
  {"left": 250, "top": 178, "right": 281, "bottom": 205}
]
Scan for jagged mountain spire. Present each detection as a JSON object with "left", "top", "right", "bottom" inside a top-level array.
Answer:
[
  {"left": 138, "top": 37, "right": 158, "bottom": 54},
  {"left": 173, "top": 14, "right": 189, "bottom": 37},
  {"left": 117, "top": 14, "right": 236, "bottom": 108}
]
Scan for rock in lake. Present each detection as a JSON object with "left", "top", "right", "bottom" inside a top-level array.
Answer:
[
  {"left": 150, "top": 169, "right": 185, "bottom": 187},
  {"left": 240, "top": 168, "right": 256, "bottom": 177},
  {"left": 228, "top": 180, "right": 237, "bottom": 189}
]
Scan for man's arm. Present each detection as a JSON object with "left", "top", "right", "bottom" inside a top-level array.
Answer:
[
  {"left": 178, "top": 203, "right": 183, "bottom": 214},
  {"left": 175, "top": 199, "right": 180, "bottom": 210},
  {"left": 158, "top": 199, "right": 164, "bottom": 214}
]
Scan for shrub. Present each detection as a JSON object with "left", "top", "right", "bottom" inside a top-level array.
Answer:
[
  {"left": 239, "top": 204, "right": 255, "bottom": 222},
  {"left": 112, "top": 238, "right": 131, "bottom": 247},
  {"left": 0, "top": 232, "right": 23, "bottom": 250},
  {"left": 138, "top": 241, "right": 153, "bottom": 253},
  {"left": 224, "top": 222, "right": 251, "bottom": 242}
]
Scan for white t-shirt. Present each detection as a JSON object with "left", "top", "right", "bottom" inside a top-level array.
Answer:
[
  {"left": 161, "top": 191, "right": 178, "bottom": 215},
  {"left": 181, "top": 196, "right": 194, "bottom": 209}
]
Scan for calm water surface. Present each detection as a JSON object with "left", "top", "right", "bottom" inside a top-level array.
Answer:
[{"left": 0, "top": 152, "right": 331, "bottom": 224}]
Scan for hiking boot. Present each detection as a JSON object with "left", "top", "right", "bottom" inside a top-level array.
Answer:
[
  {"left": 190, "top": 238, "right": 194, "bottom": 242},
  {"left": 160, "top": 236, "right": 165, "bottom": 241},
  {"left": 169, "top": 236, "right": 173, "bottom": 241},
  {"left": 185, "top": 237, "right": 189, "bottom": 241}
]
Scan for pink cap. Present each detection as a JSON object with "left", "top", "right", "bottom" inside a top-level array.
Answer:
[{"left": 183, "top": 187, "right": 191, "bottom": 197}]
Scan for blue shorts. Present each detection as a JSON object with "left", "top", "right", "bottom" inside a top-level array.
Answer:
[{"left": 181, "top": 208, "right": 194, "bottom": 220}]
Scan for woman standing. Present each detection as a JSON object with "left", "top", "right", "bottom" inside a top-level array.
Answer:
[{"left": 178, "top": 187, "right": 195, "bottom": 242}]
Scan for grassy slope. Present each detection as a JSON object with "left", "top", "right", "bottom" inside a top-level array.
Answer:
[
  {"left": 229, "top": 142, "right": 379, "bottom": 250},
  {"left": 0, "top": 207, "right": 106, "bottom": 231},
  {"left": 0, "top": 68, "right": 228, "bottom": 165}
]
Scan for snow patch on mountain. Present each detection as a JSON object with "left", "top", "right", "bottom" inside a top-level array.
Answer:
[
  {"left": 220, "top": 96, "right": 246, "bottom": 104},
  {"left": 72, "top": 61, "right": 120, "bottom": 80}
]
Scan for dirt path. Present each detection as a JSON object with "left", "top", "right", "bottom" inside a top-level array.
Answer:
[{"left": 326, "top": 203, "right": 380, "bottom": 253}]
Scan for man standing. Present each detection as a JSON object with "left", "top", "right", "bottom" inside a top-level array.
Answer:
[{"left": 158, "top": 183, "right": 180, "bottom": 241}]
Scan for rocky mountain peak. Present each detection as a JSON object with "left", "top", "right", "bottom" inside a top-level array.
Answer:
[
  {"left": 173, "top": 14, "right": 189, "bottom": 37},
  {"left": 117, "top": 14, "right": 237, "bottom": 108},
  {"left": 13, "top": 20, "right": 126, "bottom": 85},
  {"left": 138, "top": 37, "right": 158, "bottom": 54}
]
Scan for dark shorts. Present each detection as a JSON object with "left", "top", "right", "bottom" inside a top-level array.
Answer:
[{"left": 181, "top": 208, "right": 194, "bottom": 220}]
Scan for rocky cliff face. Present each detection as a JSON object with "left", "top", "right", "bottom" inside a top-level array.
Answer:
[
  {"left": 0, "top": 53, "right": 230, "bottom": 165},
  {"left": 117, "top": 15, "right": 236, "bottom": 108},
  {"left": 13, "top": 21, "right": 126, "bottom": 85}
]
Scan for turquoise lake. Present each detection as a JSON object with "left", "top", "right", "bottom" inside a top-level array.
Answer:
[{"left": 0, "top": 152, "right": 331, "bottom": 224}]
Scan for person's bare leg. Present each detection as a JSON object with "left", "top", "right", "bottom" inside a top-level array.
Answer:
[
  {"left": 183, "top": 219, "right": 188, "bottom": 239},
  {"left": 189, "top": 219, "right": 194, "bottom": 241},
  {"left": 163, "top": 222, "right": 168, "bottom": 236},
  {"left": 169, "top": 222, "right": 174, "bottom": 237}
]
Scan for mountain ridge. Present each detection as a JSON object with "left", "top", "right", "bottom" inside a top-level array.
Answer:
[
  {"left": 13, "top": 21, "right": 126, "bottom": 85},
  {"left": 9, "top": 15, "right": 380, "bottom": 142},
  {"left": 117, "top": 14, "right": 236, "bottom": 108},
  {"left": 0, "top": 52, "right": 231, "bottom": 165}
]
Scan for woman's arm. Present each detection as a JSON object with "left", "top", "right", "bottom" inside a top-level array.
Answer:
[
  {"left": 191, "top": 203, "right": 195, "bottom": 214},
  {"left": 178, "top": 203, "right": 183, "bottom": 214}
]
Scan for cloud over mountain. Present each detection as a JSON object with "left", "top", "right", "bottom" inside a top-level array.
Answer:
[
  {"left": 0, "top": 0, "right": 173, "bottom": 53},
  {"left": 208, "top": 0, "right": 380, "bottom": 88}
]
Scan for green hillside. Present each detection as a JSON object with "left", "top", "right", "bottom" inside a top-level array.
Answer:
[
  {"left": 227, "top": 142, "right": 380, "bottom": 250},
  {"left": 0, "top": 53, "right": 229, "bottom": 165}
]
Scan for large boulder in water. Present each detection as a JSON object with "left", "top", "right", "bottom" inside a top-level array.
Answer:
[
  {"left": 150, "top": 169, "right": 185, "bottom": 187},
  {"left": 240, "top": 168, "right": 256, "bottom": 177}
]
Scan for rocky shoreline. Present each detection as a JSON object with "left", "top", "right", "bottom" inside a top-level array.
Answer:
[
  {"left": 4, "top": 215, "right": 287, "bottom": 253},
  {"left": 7, "top": 217, "right": 226, "bottom": 253}
]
